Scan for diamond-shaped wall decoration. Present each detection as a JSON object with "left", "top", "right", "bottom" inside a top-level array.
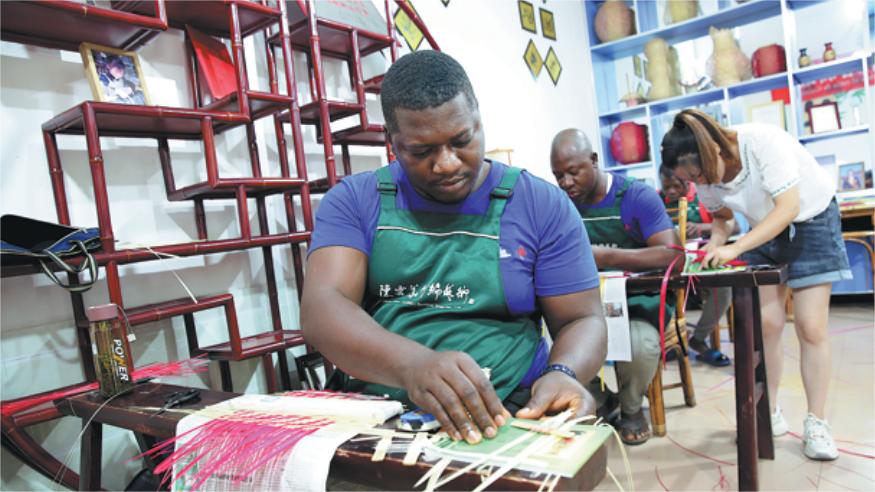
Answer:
[
  {"left": 544, "top": 47, "right": 562, "bottom": 86},
  {"left": 523, "top": 39, "right": 543, "bottom": 79}
]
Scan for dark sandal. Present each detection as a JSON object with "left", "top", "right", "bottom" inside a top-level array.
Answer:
[
  {"left": 696, "top": 349, "right": 731, "bottom": 367},
  {"left": 597, "top": 391, "right": 621, "bottom": 423},
  {"left": 616, "top": 410, "right": 651, "bottom": 445}
]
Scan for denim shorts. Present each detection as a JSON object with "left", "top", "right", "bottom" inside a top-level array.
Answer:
[{"left": 741, "top": 199, "right": 852, "bottom": 289}]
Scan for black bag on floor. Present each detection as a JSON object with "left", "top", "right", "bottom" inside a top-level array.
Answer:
[{"left": 1, "top": 214, "right": 100, "bottom": 292}]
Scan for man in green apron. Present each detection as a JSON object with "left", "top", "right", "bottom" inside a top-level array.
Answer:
[
  {"left": 302, "top": 52, "right": 607, "bottom": 445},
  {"left": 550, "top": 129, "right": 684, "bottom": 445}
]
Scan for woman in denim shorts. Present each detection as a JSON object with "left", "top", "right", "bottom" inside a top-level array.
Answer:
[{"left": 660, "top": 109, "right": 851, "bottom": 461}]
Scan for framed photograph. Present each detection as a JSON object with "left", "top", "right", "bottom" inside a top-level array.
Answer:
[
  {"left": 837, "top": 161, "right": 866, "bottom": 192},
  {"left": 518, "top": 0, "right": 537, "bottom": 33},
  {"left": 539, "top": 8, "right": 556, "bottom": 40},
  {"left": 80, "top": 43, "right": 151, "bottom": 105},
  {"left": 808, "top": 101, "right": 841, "bottom": 134},
  {"left": 748, "top": 100, "right": 785, "bottom": 130}
]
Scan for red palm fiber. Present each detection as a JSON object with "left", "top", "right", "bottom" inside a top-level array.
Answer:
[
  {"left": 278, "top": 390, "right": 388, "bottom": 400},
  {"left": 0, "top": 356, "right": 209, "bottom": 418},
  {"left": 138, "top": 410, "right": 333, "bottom": 489}
]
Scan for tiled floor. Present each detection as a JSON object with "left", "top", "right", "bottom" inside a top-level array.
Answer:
[{"left": 594, "top": 300, "right": 875, "bottom": 491}]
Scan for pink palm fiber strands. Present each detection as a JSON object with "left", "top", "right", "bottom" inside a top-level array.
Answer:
[
  {"left": 140, "top": 410, "right": 333, "bottom": 489},
  {"left": 0, "top": 356, "right": 210, "bottom": 418},
  {"left": 137, "top": 390, "right": 391, "bottom": 490}
]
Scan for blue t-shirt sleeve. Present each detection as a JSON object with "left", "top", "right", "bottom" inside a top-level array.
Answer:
[
  {"left": 622, "top": 181, "right": 675, "bottom": 242},
  {"left": 529, "top": 178, "right": 600, "bottom": 297},
  {"left": 309, "top": 173, "right": 379, "bottom": 256}
]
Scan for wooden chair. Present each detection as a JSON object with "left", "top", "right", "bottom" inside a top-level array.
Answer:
[
  {"left": 843, "top": 231, "right": 875, "bottom": 300},
  {"left": 649, "top": 197, "right": 697, "bottom": 436}
]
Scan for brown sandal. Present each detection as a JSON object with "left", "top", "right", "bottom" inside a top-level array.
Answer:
[{"left": 616, "top": 410, "right": 651, "bottom": 445}]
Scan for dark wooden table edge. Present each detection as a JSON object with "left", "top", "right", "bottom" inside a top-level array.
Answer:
[{"left": 56, "top": 383, "right": 608, "bottom": 491}]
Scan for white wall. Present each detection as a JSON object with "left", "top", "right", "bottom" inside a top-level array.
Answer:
[
  {"left": 0, "top": 1, "right": 598, "bottom": 489},
  {"left": 402, "top": 0, "right": 598, "bottom": 181}
]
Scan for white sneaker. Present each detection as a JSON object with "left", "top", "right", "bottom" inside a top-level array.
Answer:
[
  {"left": 803, "top": 413, "right": 839, "bottom": 461},
  {"left": 771, "top": 404, "right": 789, "bottom": 437}
]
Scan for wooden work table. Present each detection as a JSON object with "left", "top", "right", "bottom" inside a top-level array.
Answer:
[
  {"left": 56, "top": 383, "right": 607, "bottom": 491},
  {"left": 626, "top": 265, "right": 787, "bottom": 492}
]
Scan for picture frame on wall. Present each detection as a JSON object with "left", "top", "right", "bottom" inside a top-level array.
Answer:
[
  {"left": 80, "top": 42, "right": 151, "bottom": 105},
  {"left": 837, "top": 161, "right": 866, "bottom": 192},
  {"left": 539, "top": 8, "right": 556, "bottom": 40},
  {"left": 748, "top": 100, "right": 785, "bottom": 130},
  {"left": 808, "top": 101, "right": 841, "bottom": 134},
  {"left": 393, "top": 4, "right": 425, "bottom": 52},
  {"left": 518, "top": 0, "right": 537, "bottom": 34}
]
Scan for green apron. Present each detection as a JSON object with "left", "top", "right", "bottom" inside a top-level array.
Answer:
[
  {"left": 664, "top": 192, "right": 705, "bottom": 224},
  {"left": 579, "top": 175, "right": 673, "bottom": 328},
  {"left": 353, "top": 165, "right": 539, "bottom": 404}
]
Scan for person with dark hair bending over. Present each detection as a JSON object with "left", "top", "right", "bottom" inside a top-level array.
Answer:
[
  {"left": 659, "top": 166, "right": 735, "bottom": 367},
  {"left": 661, "top": 109, "right": 851, "bottom": 461},
  {"left": 301, "top": 51, "right": 607, "bottom": 445}
]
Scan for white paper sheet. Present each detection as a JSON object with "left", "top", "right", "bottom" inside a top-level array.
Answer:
[{"left": 600, "top": 274, "right": 632, "bottom": 361}]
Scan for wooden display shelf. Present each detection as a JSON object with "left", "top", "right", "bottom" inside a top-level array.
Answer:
[
  {"left": 0, "top": 232, "right": 311, "bottom": 279},
  {"left": 125, "top": 293, "right": 233, "bottom": 325},
  {"left": 114, "top": 0, "right": 281, "bottom": 38},
  {"left": 202, "top": 91, "right": 295, "bottom": 121},
  {"left": 328, "top": 124, "right": 386, "bottom": 147},
  {"left": 169, "top": 177, "right": 307, "bottom": 200},
  {"left": 200, "top": 329, "right": 305, "bottom": 361},
  {"left": 307, "top": 176, "right": 348, "bottom": 194},
  {"left": 363, "top": 75, "right": 384, "bottom": 94},
  {"left": 289, "top": 100, "right": 364, "bottom": 125},
  {"left": 268, "top": 19, "right": 393, "bottom": 59},
  {"left": 42, "top": 98, "right": 293, "bottom": 140},
  {"left": 42, "top": 98, "right": 298, "bottom": 140},
  {"left": 42, "top": 101, "right": 248, "bottom": 140},
  {"left": 0, "top": 0, "right": 167, "bottom": 52}
]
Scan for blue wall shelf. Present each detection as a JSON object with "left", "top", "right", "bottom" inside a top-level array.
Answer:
[
  {"left": 588, "top": 0, "right": 781, "bottom": 59},
  {"left": 585, "top": 0, "right": 875, "bottom": 294},
  {"left": 798, "top": 125, "right": 870, "bottom": 144}
]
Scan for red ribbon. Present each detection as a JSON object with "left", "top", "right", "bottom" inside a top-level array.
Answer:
[
  {"left": 667, "top": 244, "right": 748, "bottom": 267},
  {"left": 659, "top": 254, "right": 684, "bottom": 367}
]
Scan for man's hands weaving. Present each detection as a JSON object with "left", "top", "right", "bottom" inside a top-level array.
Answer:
[
  {"left": 401, "top": 351, "right": 510, "bottom": 444},
  {"left": 516, "top": 372, "right": 596, "bottom": 420}
]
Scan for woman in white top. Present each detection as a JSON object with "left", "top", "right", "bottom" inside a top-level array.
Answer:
[{"left": 660, "top": 109, "right": 851, "bottom": 461}]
